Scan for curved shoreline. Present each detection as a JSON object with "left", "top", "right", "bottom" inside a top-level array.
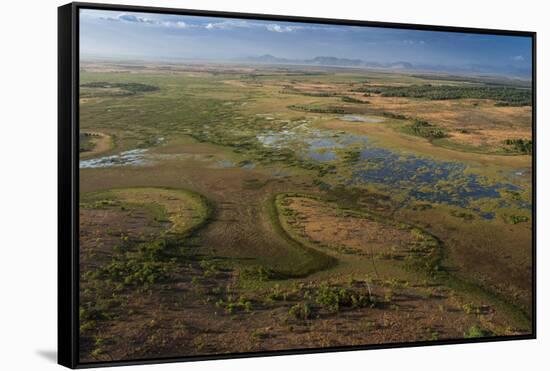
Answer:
[{"left": 80, "top": 131, "right": 114, "bottom": 160}]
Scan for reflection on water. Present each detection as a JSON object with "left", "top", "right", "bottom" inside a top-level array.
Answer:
[
  {"left": 80, "top": 149, "right": 149, "bottom": 168},
  {"left": 305, "top": 137, "right": 342, "bottom": 162},
  {"left": 215, "top": 160, "right": 256, "bottom": 169},
  {"left": 352, "top": 150, "right": 519, "bottom": 208},
  {"left": 256, "top": 125, "right": 530, "bottom": 211},
  {"left": 308, "top": 150, "right": 337, "bottom": 161},
  {"left": 257, "top": 128, "right": 362, "bottom": 163},
  {"left": 239, "top": 160, "right": 256, "bottom": 169},
  {"left": 340, "top": 115, "right": 384, "bottom": 123},
  {"left": 216, "top": 160, "right": 235, "bottom": 168}
]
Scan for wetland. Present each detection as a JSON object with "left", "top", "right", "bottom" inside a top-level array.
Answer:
[{"left": 78, "top": 60, "right": 533, "bottom": 362}]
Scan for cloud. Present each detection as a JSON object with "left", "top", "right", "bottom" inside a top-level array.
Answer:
[
  {"left": 513, "top": 55, "right": 525, "bottom": 61},
  {"left": 98, "top": 12, "right": 333, "bottom": 33},
  {"left": 266, "top": 24, "right": 302, "bottom": 33},
  {"left": 162, "top": 21, "right": 187, "bottom": 29},
  {"left": 118, "top": 14, "right": 156, "bottom": 24},
  {"left": 400, "top": 39, "right": 426, "bottom": 46},
  {"left": 203, "top": 20, "right": 253, "bottom": 30},
  {"left": 203, "top": 20, "right": 303, "bottom": 32},
  {"left": 100, "top": 13, "right": 189, "bottom": 29}
]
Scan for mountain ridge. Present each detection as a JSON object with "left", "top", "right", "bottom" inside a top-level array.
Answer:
[{"left": 244, "top": 54, "right": 531, "bottom": 78}]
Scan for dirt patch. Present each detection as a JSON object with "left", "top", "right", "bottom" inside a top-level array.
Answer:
[
  {"left": 77, "top": 65, "right": 532, "bottom": 362},
  {"left": 79, "top": 206, "right": 164, "bottom": 274},
  {"left": 280, "top": 195, "right": 419, "bottom": 257},
  {"left": 80, "top": 132, "right": 113, "bottom": 159}
]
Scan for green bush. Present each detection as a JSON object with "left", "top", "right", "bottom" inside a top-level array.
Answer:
[
  {"left": 315, "top": 284, "right": 371, "bottom": 312},
  {"left": 288, "top": 104, "right": 346, "bottom": 114},
  {"left": 357, "top": 84, "right": 531, "bottom": 106},
  {"left": 341, "top": 96, "right": 369, "bottom": 104},
  {"left": 508, "top": 215, "right": 529, "bottom": 224},
  {"left": 289, "top": 303, "right": 313, "bottom": 320},
  {"left": 464, "top": 325, "right": 493, "bottom": 338},
  {"left": 408, "top": 119, "right": 448, "bottom": 139},
  {"left": 240, "top": 265, "right": 278, "bottom": 281},
  {"left": 503, "top": 138, "right": 532, "bottom": 155},
  {"left": 81, "top": 81, "right": 160, "bottom": 95}
]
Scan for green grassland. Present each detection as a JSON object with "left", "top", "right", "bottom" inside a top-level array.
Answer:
[{"left": 78, "top": 62, "right": 532, "bottom": 362}]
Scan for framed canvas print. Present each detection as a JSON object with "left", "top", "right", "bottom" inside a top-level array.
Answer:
[{"left": 58, "top": 2, "right": 536, "bottom": 368}]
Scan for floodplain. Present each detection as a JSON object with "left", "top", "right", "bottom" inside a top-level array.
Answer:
[{"left": 78, "top": 61, "right": 533, "bottom": 361}]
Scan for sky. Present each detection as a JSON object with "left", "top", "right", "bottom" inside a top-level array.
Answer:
[{"left": 80, "top": 9, "right": 532, "bottom": 75}]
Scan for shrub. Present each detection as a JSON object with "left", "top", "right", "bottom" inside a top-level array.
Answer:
[
  {"left": 464, "top": 325, "right": 493, "bottom": 338},
  {"left": 289, "top": 303, "right": 313, "bottom": 320},
  {"left": 288, "top": 104, "right": 346, "bottom": 114},
  {"left": 81, "top": 81, "right": 160, "bottom": 95},
  {"left": 509, "top": 215, "right": 529, "bottom": 224},
  {"left": 341, "top": 96, "right": 369, "bottom": 104},
  {"left": 223, "top": 296, "right": 253, "bottom": 314},
  {"left": 240, "top": 265, "right": 277, "bottom": 281},
  {"left": 503, "top": 138, "right": 532, "bottom": 155},
  {"left": 408, "top": 119, "right": 448, "bottom": 139},
  {"left": 315, "top": 284, "right": 371, "bottom": 312},
  {"left": 356, "top": 84, "right": 531, "bottom": 106}
]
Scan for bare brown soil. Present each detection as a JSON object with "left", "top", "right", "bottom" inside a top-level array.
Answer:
[
  {"left": 77, "top": 64, "right": 532, "bottom": 362},
  {"left": 80, "top": 132, "right": 113, "bottom": 159},
  {"left": 276, "top": 82, "right": 531, "bottom": 149},
  {"left": 79, "top": 206, "right": 163, "bottom": 274},
  {"left": 79, "top": 192, "right": 526, "bottom": 363},
  {"left": 284, "top": 196, "right": 415, "bottom": 256}
]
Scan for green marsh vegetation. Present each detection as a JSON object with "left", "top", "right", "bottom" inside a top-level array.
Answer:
[
  {"left": 405, "top": 119, "right": 449, "bottom": 140},
  {"left": 80, "top": 82, "right": 160, "bottom": 100},
  {"left": 78, "top": 63, "right": 532, "bottom": 361},
  {"left": 503, "top": 138, "right": 533, "bottom": 155},
  {"left": 358, "top": 84, "right": 532, "bottom": 106},
  {"left": 79, "top": 133, "right": 95, "bottom": 153}
]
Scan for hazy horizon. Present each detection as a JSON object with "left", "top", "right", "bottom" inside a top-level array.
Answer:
[{"left": 80, "top": 9, "right": 532, "bottom": 77}]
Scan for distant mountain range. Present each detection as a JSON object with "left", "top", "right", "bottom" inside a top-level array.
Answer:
[
  {"left": 244, "top": 54, "right": 531, "bottom": 79},
  {"left": 246, "top": 54, "right": 413, "bottom": 69}
]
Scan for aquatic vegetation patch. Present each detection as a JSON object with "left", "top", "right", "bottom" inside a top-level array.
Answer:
[
  {"left": 255, "top": 122, "right": 528, "bottom": 212},
  {"left": 349, "top": 146, "right": 524, "bottom": 209}
]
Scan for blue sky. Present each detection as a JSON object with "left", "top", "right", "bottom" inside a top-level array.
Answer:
[{"left": 80, "top": 9, "right": 532, "bottom": 74}]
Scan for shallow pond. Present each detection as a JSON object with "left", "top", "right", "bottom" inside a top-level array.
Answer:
[
  {"left": 340, "top": 115, "right": 384, "bottom": 123},
  {"left": 80, "top": 149, "right": 149, "bottom": 168},
  {"left": 256, "top": 124, "right": 530, "bottom": 212},
  {"left": 216, "top": 160, "right": 235, "bottom": 168}
]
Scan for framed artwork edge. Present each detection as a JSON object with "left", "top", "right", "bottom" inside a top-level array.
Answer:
[{"left": 58, "top": 2, "right": 537, "bottom": 368}]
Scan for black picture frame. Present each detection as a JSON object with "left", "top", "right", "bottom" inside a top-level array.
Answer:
[{"left": 58, "top": 2, "right": 537, "bottom": 368}]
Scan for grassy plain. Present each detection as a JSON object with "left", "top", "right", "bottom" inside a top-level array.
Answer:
[{"left": 78, "top": 61, "right": 532, "bottom": 362}]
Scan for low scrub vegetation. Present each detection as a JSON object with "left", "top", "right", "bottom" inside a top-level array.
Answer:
[
  {"left": 288, "top": 303, "right": 313, "bottom": 320},
  {"left": 93, "top": 237, "right": 180, "bottom": 287},
  {"left": 360, "top": 84, "right": 531, "bottom": 106},
  {"left": 464, "top": 325, "right": 494, "bottom": 338},
  {"left": 503, "top": 138, "right": 532, "bottom": 155},
  {"left": 288, "top": 104, "right": 347, "bottom": 114},
  {"left": 341, "top": 96, "right": 369, "bottom": 104},
  {"left": 315, "top": 283, "right": 373, "bottom": 313},
  {"left": 406, "top": 119, "right": 448, "bottom": 139},
  {"left": 81, "top": 81, "right": 160, "bottom": 96}
]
